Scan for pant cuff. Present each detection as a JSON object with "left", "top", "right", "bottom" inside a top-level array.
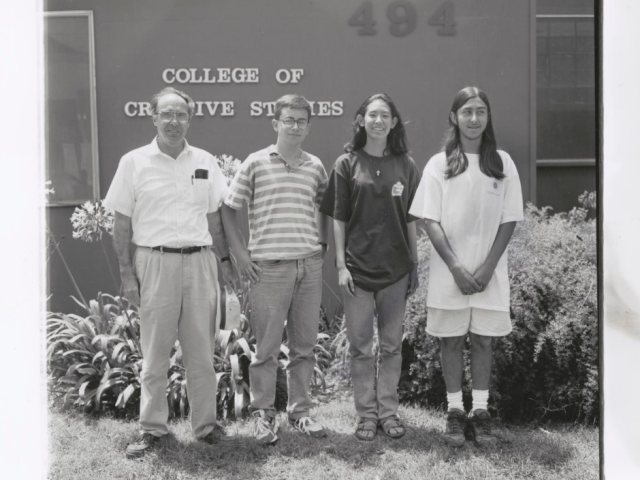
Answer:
[{"left": 288, "top": 411, "right": 310, "bottom": 420}]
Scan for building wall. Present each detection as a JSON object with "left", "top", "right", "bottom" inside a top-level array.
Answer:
[{"left": 45, "top": 0, "right": 534, "bottom": 314}]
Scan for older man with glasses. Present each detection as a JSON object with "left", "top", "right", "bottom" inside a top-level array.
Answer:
[
  {"left": 222, "top": 94, "right": 330, "bottom": 445},
  {"left": 104, "top": 87, "right": 240, "bottom": 459}
]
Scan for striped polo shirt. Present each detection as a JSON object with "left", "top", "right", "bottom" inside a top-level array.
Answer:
[{"left": 224, "top": 144, "right": 328, "bottom": 260}]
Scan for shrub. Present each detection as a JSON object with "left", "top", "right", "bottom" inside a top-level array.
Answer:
[{"left": 398, "top": 202, "right": 598, "bottom": 423}]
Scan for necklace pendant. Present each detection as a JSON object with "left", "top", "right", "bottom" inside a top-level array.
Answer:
[{"left": 376, "top": 170, "right": 380, "bottom": 176}]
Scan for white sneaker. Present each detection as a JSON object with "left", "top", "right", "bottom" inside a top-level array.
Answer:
[
  {"left": 252, "top": 410, "right": 278, "bottom": 445},
  {"left": 289, "top": 416, "right": 328, "bottom": 438}
]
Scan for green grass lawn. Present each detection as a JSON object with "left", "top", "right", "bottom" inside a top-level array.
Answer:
[{"left": 49, "top": 385, "right": 598, "bottom": 480}]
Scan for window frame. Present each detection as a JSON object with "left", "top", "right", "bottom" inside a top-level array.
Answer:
[
  {"left": 535, "top": 13, "right": 595, "bottom": 168},
  {"left": 44, "top": 10, "right": 100, "bottom": 206}
]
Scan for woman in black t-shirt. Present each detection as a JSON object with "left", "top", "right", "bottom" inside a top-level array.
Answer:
[{"left": 320, "top": 93, "right": 420, "bottom": 441}]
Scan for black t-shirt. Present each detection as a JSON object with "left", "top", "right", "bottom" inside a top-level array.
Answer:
[{"left": 320, "top": 149, "right": 421, "bottom": 292}]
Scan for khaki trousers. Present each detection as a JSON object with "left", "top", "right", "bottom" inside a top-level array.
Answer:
[{"left": 134, "top": 247, "right": 219, "bottom": 439}]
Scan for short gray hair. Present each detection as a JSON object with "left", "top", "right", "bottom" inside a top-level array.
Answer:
[{"left": 150, "top": 87, "right": 195, "bottom": 118}]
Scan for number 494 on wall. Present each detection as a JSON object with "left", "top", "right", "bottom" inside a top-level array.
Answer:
[{"left": 348, "top": 0, "right": 456, "bottom": 37}]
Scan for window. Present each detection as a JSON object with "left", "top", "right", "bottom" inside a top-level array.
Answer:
[
  {"left": 44, "top": 11, "right": 99, "bottom": 206},
  {"left": 536, "top": 15, "right": 596, "bottom": 162}
]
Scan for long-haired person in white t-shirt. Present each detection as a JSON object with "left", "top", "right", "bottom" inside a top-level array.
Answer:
[{"left": 409, "top": 86, "right": 524, "bottom": 447}]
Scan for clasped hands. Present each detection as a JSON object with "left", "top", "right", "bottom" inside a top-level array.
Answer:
[{"left": 451, "top": 262, "right": 495, "bottom": 296}]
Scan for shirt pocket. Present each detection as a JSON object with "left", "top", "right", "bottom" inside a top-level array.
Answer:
[{"left": 192, "top": 178, "right": 210, "bottom": 206}]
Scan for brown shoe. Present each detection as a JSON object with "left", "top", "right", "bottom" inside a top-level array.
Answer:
[
  {"left": 125, "top": 433, "right": 160, "bottom": 459},
  {"left": 467, "top": 409, "right": 497, "bottom": 447},
  {"left": 202, "top": 423, "right": 241, "bottom": 446},
  {"left": 443, "top": 409, "right": 467, "bottom": 447}
]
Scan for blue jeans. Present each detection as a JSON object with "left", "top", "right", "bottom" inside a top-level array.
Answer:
[
  {"left": 248, "top": 252, "right": 323, "bottom": 420},
  {"left": 344, "top": 274, "right": 409, "bottom": 419}
]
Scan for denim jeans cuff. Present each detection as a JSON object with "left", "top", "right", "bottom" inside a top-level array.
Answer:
[{"left": 288, "top": 411, "right": 310, "bottom": 420}]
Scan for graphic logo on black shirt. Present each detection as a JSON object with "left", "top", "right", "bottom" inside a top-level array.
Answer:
[{"left": 392, "top": 182, "right": 404, "bottom": 197}]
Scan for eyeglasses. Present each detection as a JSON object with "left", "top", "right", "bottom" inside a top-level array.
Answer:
[
  {"left": 158, "top": 111, "right": 189, "bottom": 122},
  {"left": 280, "top": 118, "right": 309, "bottom": 129}
]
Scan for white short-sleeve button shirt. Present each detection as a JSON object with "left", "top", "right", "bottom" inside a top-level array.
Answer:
[
  {"left": 103, "top": 138, "right": 229, "bottom": 248},
  {"left": 409, "top": 150, "right": 524, "bottom": 311}
]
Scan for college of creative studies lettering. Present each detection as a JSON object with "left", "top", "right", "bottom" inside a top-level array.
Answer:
[{"left": 123, "top": 67, "right": 344, "bottom": 118}]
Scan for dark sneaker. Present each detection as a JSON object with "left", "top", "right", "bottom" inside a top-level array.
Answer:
[
  {"left": 202, "top": 423, "right": 241, "bottom": 447},
  {"left": 125, "top": 433, "right": 160, "bottom": 459},
  {"left": 444, "top": 409, "right": 467, "bottom": 447},
  {"left": 467, "top": 409, "right": 497, "bottom": 447},
  {"left": 289, "top": 416, "right": 328, "bottom": 438},
  {"left": 252, "top": 410, "right": 278, "bottom": 445}
]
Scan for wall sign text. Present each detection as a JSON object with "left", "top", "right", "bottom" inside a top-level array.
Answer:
[
  {"left": 348, "top": 0, "right": 456, "bottom": 37},
  {"left": 124, "top": 67, "right": 343, "bottom": 118}
]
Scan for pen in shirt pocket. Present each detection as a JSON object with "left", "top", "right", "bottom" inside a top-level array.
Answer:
[{"left": 191, "top": 175, "right": 194, "bottom": 185}]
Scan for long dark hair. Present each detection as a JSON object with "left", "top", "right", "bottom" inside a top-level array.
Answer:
[
  {"left": 443, "top": 86, "right": 504, "bottom": 180},
  {"left": 344, "top": 93, "right": 409, "bottom": 157}
]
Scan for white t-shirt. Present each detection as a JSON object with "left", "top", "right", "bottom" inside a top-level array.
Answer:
[
  {"left": 409, "top": 150, "right": 523, "bottom": 311},
  {"left": 104, "top": 138, "right": 229, "bottom": 248}
]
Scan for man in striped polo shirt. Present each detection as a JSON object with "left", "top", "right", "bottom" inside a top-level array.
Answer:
[{"left": 221, "top": 94, "right": 329, "bottom": 444}]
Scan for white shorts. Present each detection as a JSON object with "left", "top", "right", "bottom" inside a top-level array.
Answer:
[{"left": 426, "top": 307, "right": 512, "bottom": 337}]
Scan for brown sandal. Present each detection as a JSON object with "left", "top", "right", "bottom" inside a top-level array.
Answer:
[
  {"left": 379, "top": 415, "right": 406, "bottom": 439},
  {"left": 355, "top": 417, "right": 378, "bottom": 441}
]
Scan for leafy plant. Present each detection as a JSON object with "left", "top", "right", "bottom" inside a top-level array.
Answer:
[
  {"left": 47, "top": 294, "right": 142, "bottom": 415},
  {"left": 213, "top": 287, "right": 254, "bottom": 419},
  {"left": 578, "top": 190, "right": 596, "bottom": 211},
  {"left": 47, "top": 290, "right": 335, "bottom": 420}
]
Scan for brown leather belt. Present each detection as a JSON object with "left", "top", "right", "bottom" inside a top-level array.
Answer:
[{"left": 150, "top": 246, "right": 205, "bottom": 254}]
